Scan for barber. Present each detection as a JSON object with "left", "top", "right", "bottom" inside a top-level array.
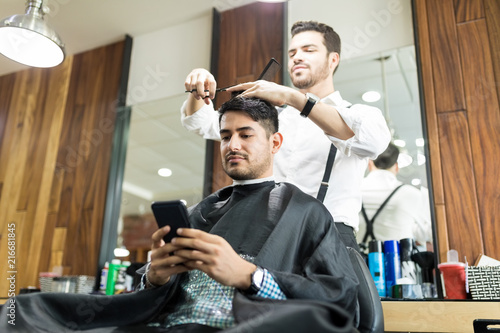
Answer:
[{"left": 182, "top": 20, "right": 391, "bottom": 251}]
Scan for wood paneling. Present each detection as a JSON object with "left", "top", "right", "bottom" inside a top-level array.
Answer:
[
  {"left": 454, "top": 0, "right": 484, "bottom": 23},
  {"left": 427, "top": 0, "right": 466, "bottom": 113},
  {"left": 0, "top": 40, "right": 126, "bottom": 296},
  {"left": 414, "top": 0, "right": 500, "bottom": 263},
  {"left": 438, "top": 111, "right": 483, "bottom": 260},
  {"left": 414, "top": 0, "right": 445, "bottom": 208},
  {"left": 210, "top": 2, "right": 285, "bottom": 192},
  {"left": 484, "top": 0, "right": 500, "bottom": 117},
  {"left": 457, "top": 19, "right": 500, "bottom": 257}
]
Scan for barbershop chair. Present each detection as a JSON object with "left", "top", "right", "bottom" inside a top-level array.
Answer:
[
  {"left": 474, "top": 319, "right": 500, "bottom": 333},
  {"left": 347, "top": 247, "right": 384, "bottom": 333}
]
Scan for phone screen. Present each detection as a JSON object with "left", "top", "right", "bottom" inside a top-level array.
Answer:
[{"left": 151, "top": 200, "right": 191, "bottom": 244}]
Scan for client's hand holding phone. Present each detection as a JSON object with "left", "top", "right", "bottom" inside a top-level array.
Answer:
[{"left": 151, "top": 200, "right": 191, "bottom": 244}]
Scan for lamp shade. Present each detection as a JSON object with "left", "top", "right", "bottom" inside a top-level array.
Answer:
[{"left": 0, "top": 1, "right": 65, "bottom": 68}]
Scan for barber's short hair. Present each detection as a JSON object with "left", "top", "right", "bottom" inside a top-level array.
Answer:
[
  {"left": 218, "top": 97, "right": 279, "bottom": 137},
  {"left": 291, "top": 20, "right": 341, "bottom": 55},
  {"left": 374, "top": 143, "right": 400, "bottom": 169}
]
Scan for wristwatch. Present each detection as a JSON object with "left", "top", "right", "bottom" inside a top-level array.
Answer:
[
  {"left": 245, "top": 266, "right": 265, "bottom": 295},
  {"left": 300, "top": 93, "right": 320, "bottom": 118}
]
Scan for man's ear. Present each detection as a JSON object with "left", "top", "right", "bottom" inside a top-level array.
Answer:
[
  {"left": 329, "top": 52, "right": 340, "bottom": 73},
  {"left": 368, "top": 160, "right": 376, "bottom": 172},
  {"left": 271, "top": 132, "right": 283, "bottom": 154}
]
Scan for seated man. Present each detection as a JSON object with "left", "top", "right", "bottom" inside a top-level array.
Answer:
[{"left": 0, "top": 97, "right": 358, "bottom": 333}]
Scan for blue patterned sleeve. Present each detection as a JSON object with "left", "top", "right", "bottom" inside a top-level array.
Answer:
[{"left": 256, "top": 269, "right": 287, "bottom": 300}]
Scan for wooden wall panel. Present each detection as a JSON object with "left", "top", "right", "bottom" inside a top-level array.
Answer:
[
  {"left": 454, "top": 0, "right": 484, "bottom": 23},
  {"left": 458, "top": 20, "right": 500, "bottom": 257},
  {"left": 414, "top": 0, "right": 500, "bottom": 263},
  {"left": 0, "top": 40, "right": 126, "bottom": 297},
  {"left": 438, "top": 112, "right": 483, "bottom": 260},
  {"left": 427, "top": 0, "right": 466, "bottom": 113},
  {"left": 210, "top": 2, "right": 284, "bottom": 192},
  {"left": 0, "top": 74, "right": 14, "bottom": 162},
  {"left": 414, "top": 0, "right": 445, "bottom": 208},
  {"left": 484, "top": 0, "right": 500, "bottom": 113}
]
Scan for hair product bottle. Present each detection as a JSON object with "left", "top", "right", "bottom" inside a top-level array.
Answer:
[
  {"left": 384, "top": 240, "right": 401, "bottom": 297},
  {"left": 368, "top": 240, "right": 386, "bottom": 297}
]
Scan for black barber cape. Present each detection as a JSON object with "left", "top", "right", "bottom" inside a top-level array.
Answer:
[{"left": 0, "top": 181, "right": 359, "bottom": 332}]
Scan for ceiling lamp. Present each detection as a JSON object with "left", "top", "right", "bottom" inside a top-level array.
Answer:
[
  {"left": 393, "top": 139, "right": 406, "bottom": 147},
  {"left": 158, "top": 168, "right": 172, "bottom": 177},
  {"left": 397, "top": 153, "right": 413, "bottom": 168},
  {"left": 0, "top": 0, "right": 65, "bottom": 68},
  {"left": 362, "top": 91, "right": 381, "bottom": 103}
]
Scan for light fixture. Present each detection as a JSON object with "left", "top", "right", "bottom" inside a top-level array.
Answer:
[
  {"left": 0, "top": 0, "right": 65, "bottom": 68},
  {"left": 393, "top": 139, "right": 406, "bottom": 147},
  {"left": 362, "top": 91, "right": 381, "bottom": 103},
  {"left": 415, "top": 138, "right": 425, "bottom": 147},
  {"left": 158, "top": 168, "right": 172, "bottom": 177},
  {"left": 417, "top": 153, "right": 426, "bottom": 166},
  {"left": 397, "top": 153, "right": 412, "bottom": 168},
  {"left": 113, "top": 247, "right": 130, "bottom": 258}
]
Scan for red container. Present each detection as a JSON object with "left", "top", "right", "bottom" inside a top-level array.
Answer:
[{"left": 438, "top": 262, "right": 467, "bottom": 299}]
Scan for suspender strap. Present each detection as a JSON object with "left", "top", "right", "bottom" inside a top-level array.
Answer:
[
  {"left": 316, "top": 144, "right": 337, "bottom": 203},
  {"left": 315, "top": 105, "right": 351, "bottom": 203},
  {"left": 360, "top": 184, "right": 405, "bottom": 245}
]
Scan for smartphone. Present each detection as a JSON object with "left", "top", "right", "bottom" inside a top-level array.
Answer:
[{"left": 151, "top": 200, "right": 191, "bottom": 244}]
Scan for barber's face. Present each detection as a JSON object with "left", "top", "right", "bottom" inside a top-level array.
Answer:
[
  {"left": 288, "top": 31, "right": 336, "bottom": 89},
  {"left": 219, "top": 111, "right": 279, "bottom": 180}
]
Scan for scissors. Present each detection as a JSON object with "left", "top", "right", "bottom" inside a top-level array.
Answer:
[{"left": 185, "top": 58, "right": 281, "bottom": 98}]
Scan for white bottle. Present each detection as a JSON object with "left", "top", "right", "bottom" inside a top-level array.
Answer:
[{"left": 98, "top": 261, "right": 109, "bottom": 293}]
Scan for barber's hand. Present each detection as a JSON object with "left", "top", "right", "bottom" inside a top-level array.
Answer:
[
  {"left": 172, "top": 228, "right": 256, "bottom": 289},
  {"left": 227, "top": 80, "right": 300, "bottom": 108},
  {"left": 146, "top": 226, "right": 191, "bottom": 286},
  {"left": 184, "top": 68, "right": 217, "bottom": 104}
]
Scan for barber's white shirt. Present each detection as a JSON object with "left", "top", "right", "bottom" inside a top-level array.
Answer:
[
  {"left": 181, "top": 91, "right": 391, "bottom": 231},
  {"left": 357, "top": 170, "right": 432, "bottom": 244}
]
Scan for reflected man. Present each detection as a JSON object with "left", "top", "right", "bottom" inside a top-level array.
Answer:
[{"left": 357, "top": 142, "right": 432, "bottom": 250}]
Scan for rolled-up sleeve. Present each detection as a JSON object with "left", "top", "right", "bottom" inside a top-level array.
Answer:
[
  {"left": 180, "top": 99, "right": 221, "bottom": 141},
  {"left": 328, "top": 103, "right": 391, "bottom": 159}
]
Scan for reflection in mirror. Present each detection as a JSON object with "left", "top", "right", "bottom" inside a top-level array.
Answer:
[
  {"left": 335, "top": 46, "right": 427, "bottom": 187},
  {"left": 118, "top": 94, "right": 206, "bottom": 262},
  {"left": 287, "top": 0, "right": 436, "bottom": 298},
  {"left": 287, "top": 0, "right": 433, "bottom": 253},
  {"left": 335, "top": 46, "right": 433, "bottom": 250}
]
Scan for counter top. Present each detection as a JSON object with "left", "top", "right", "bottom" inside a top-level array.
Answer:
[{"left": 382, "top": 300, "right": 500, "bottom": 332}]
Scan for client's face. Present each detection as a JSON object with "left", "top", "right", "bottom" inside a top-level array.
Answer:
[{"left": 219, "top": 110, "right": 274, "bottom": 180}]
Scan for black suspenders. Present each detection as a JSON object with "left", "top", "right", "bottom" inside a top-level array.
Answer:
[
  {"left": 316, "top": 104, "right": 352, "bottom": 203},
  {"left": 316, "top": 144, "right": 337, "bottom": 203},
  {"left": 360, "top": 184, "right": 404, "bottom": 248}
]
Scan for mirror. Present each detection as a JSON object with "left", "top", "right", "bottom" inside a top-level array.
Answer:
[
  {"left": 335, "top": 45, "right": 427, "bottom": 187},
  {"left": 287, "top": 0, "right": 433, "bottom": 249},
  {"left": 334, "top": 46, "right": 432, "bottom": 248},
  {"left": 115, "top": 0, "right": 433, "bottom": 265},
  {"left": 118, "top": 94, "right": 206, "bottom": 262}
]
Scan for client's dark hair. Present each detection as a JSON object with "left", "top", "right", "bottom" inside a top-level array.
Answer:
[
  {"left": 218, "top": 97, "right": 279, "bottom": 137},
  {"left": 373, "top": 143, "right": 400, "bottom": 170}
]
